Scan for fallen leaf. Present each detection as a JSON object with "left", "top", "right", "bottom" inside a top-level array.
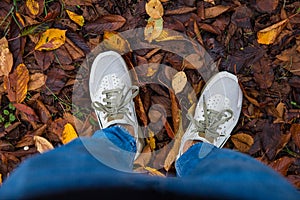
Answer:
[
  {"left": 34, "top": 135, "right": 54, "bottom": 153},
  {"left": 252, "top": 57, "right": 274, "bottom": 89},
  {"left": 66, "top": 10, "right": 85, "bottom": 27},
  {"left": 84, "top": 15, "right": 126, "bottom": 34},
  {"left": 145, "top": 0, "right": 164, "bottom": 19},
  {"left": 269, "top": 156, "right": 295, "bottom": 176},
  {"left": 62, "top": 123, "right": 78, "bottom": 144},
  {"left": 0, "top": 173, "right": 2, "bottom": 185},
  {"left": 155, "top": 29, "right": 186, "bottom": 42},
  {"left": 35, "top": 28, "right": 67, "bottom": 51},
  {"left": 290, "top": 124, "right": 300, "bottom": 149},
  {"left": 144, "top": 17, "right": 163, "bottom": 43},
  {"left": 231, "top": 133, "right": 254, "bottom": 153},
  {"left": 165, "top": 7, "right": 197, "bottom": 16},
  {"left": 257, "top": 19, "right": 288, "bottom": 45},
  {"left": 0, "top": 37, "right": 13, "bottom": 77},
  {"left": 172, "top": 71, "right": 187, "bottom": 94},
  {"left": 204, "top": 0, "right": 215, "bottom": 5},
  {"left": 35, "top": 100, "right": 51, "bottom": 124},
  {"left": 146, "top": 129, "right": 156, "bottom": 151},
  {"left": 28, "top": 73, "right": 46, "bottom": 91},
  {"left": 63, "top": 0, "right": 93, "bottom": 6},
  {"left": 4, "top": 63, "right": 30, "bottom": 103},
  {"left": 170, "top": 89, "right": 180, "bottom": 134},
  {"left": 204, "top": 5, "right": 231, "bottom": 19},
  {"left": 256, "top": 0, "right": 279, "bottom": 13},
  {"left": 13, "top": 103, "right": 39, "bottom": 122},
  {"left": 273, "top": 102, "right": 286, "bottom": 123},
  {"left": 26, "top": 0, "right": 41, "bottom": 17},
  {"left": 103, "top": 31, "right": 131, "bottom": 54},
  {"left": 144, "top": 166, "right": 166, "bottom": 177}
]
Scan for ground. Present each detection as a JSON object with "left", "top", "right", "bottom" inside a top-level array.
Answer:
[{"left": 0, "top": 0, "right": 299, "bottom": 190}]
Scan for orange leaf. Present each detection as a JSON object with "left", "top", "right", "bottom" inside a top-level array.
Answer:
[
  {"left": 35, "top": 28, "right": 67, "bottom": 51},
  {"left": 0, "top": 37, "right": 13, "bottom": 77},
  {"left": 34, "top": 135, "right": 54, "bottom": 153},
  {"left": 62, "top": 123, "right": 78, "bottom": 144},
  {"left": 4, "top": 64, "right": 30, "bottom": 103},
  {"left": 257, "top": 19, "right": 288, "bottom": 45},
  {"left": 145, "top": 0, "right": 164, "bottom": 19},
  {"left": 231, "top": 133, "right": 254, "bottom": 153}
]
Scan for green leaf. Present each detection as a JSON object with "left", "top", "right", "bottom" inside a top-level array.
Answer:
[
  {"left": 20, "top": 22, "right": 50, "bottom": 37},
  {"left": 4, "top": 122, "right": 11, "bottom": 129},
  {"left": 9, "top": 113, "right": 16, "bottom": 122},
  {"left": 8, "top": 103, "right": 15, "bottom": 111},
  {"left": 0, "top": 115, "right": 4, "bottom": 123},
  {"left": 3, "top": 110, "right": 9, "bottom": 115}
]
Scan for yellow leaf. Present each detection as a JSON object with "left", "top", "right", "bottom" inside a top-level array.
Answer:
[
  {"left": 172, "top": 71, "right": 187, "bottom": 94},
  {"left": 257, "top": 19, "right": 288, "bottom": 45},
  {"left": 26, "top": 0, "right": 39, "bottom": 16},
  {"left": 0, "top": 173, "right": 2, "bottom": 185},
  {"left": 103, "top": 31, "right": 131, "bottom": 54},
  {"left": 66, "top": 10, "right": 85, "bottom": 27},
  {"left": 34, "top": 136, "right": 54, "bottom": 153},
  {"left": 62, "top": 123, "right": 78, "bottom": 144},
  {"left": 145, "top": 0, "right": 164, "bottom": 19},
  {"left": 0, "top": 37, "right": 13, "bottom": 77},
  {"left": 144, "top": 166, "right": 166, "bottom": 177},
  {"left": 35, "top": 28, "right": 67, "bottom": 51},
  {"left": 144, "top": 17, "right": 163, "bottom": 43},
  {"left": 146, "top": 129, "right": 156, "bottom": 150}
]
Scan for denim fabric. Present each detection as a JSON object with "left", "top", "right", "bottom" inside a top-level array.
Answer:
[{"left": 0, "top": 126, "right": 299, "bottom": 200}]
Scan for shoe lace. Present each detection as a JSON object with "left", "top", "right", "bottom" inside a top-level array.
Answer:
[
  {"left": 187, "top": 96, "right": 233, "bottom": 143},
  {"left": 92, "top": 85, "right": 139, "bottom": 122}
]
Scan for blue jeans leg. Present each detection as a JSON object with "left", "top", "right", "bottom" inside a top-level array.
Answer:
[{"left": 175, "top": 142, "right": 300, "bottom": 200}]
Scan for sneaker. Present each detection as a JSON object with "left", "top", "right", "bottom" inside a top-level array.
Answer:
[
  {"left": 89, "top": 51, "right": 143, "bottom": 159},
  {"left": 177, "top": 71, "right": 243, "bottom": 160}
]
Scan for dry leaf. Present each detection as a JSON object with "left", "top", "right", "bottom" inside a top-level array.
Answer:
[
  {"left": 84, "top": 15, "right": 126, "bottom": 34},
  {"left": 273, "top": 102, "right": 286, "bottom": 123},
  {"left": 231, "top": 133, "right": 254, "bottom": 153},
  {"left": 144, "top": 166, "right": 166, "bottom": 177},
  {"left": 145, "top": 0, "right": 164, "bottom": 19},
  {"left": 35, "top": 28, "right": 67, "bottom": 51},
  {"left": 172, "top": 71, "right": 187, "bottom": 94},
  {"left": 26, "top": 0, "right": 40, "bottom": 16},
  {"left": 0, "top": 37, "right": 13, "bottom": 77},
  {"left": 155, "top": 29, "right": 186, "bottom": 42},
  {"left": 144, "top": 17, "right": 163, "bottom": 43},
  {"left": 146, "top": 129, "right": 156, "bottom": 150},
  {"left": 103, "top": 31, "right": 131, "bottom": 54},
  {"left": 4, "top": 64, "right": 30, "bottom": 103},
  {"left": 28, "top": 73, "right": 46, "bottom": 91},
  {"left": 165, "top": 7, "right": 197, "bottom": 16},
  {"left": 66, "top": 10, "right": 85, "bottom": 27},
  {"left": 204, "top": 5, "right": 231, "bottom": 19},
  {"left": 257, "top": 19, "right": 288, "bottom": 45},
  {"left": 62, "top": 123, "right": 78, "bottom": 144},
  {"left": 204, "top": 0, "right": 215, "bottom": 5},
  {"left": 0, "top": 173, "right": 2, "bottom": 185},
  {"left": 34, "top": 135, "right": 54, "bottom": 153},
  {"left": 290, "top": 124, "right": 300, "bottom": 149}
]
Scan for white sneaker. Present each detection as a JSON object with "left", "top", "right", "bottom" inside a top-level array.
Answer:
[
  {"left": 177, "top": 71, "right": 243, "bottom": 160},
  {"left": 89, "top": 51, "right": 143, "bottom": 159}
]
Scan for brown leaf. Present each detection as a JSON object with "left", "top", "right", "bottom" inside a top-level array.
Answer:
[
  {"left": 273, "top": 102, "right": 286, "bottom": 124},
  {"left": 165, "top": 7, "right": 197, "bottom": 16},
  {"left": 64, "top": 38, "right": 85, "bottom": 60},
  {"left": 269, "top": 156, "right": 295, "bottom": 176},
  {"left": 287, "top": 175, "right": 300, "bottom": 189},
  {"left": 252, "top": 57, "right": 274, "bottom": 89},
  {"left": 35, "top": 100, "right": 51, "bottom": 124},
  {"left": 170, "top": 89, "right": 180, "bottom": 134},
  {"left": 4, "top": 64, "right": 30, "bottom": 103},
  {"left": 34, "top": 135, "right": 54, "bottom": 153},
  {"left": 63, "top": 0, "right": 93, "bottom": 6},
  {"left": 34, "top": 51, "right": 54, "bottom": 71},
  {"left": 16, "top": 135, "right": 34, "bottom": 148},
  {"left": 231, "top": 133, "right": 254, "bottom": 153},
  {"left": 256, "top": 0, "right": 279, "bottom": 13},
  {"left": 13, "top": 103, "right": 39, "bottom": 122},
  {"left": 84, "top": 15, "right": 126, "bottom": 34},
  {"left": 134, "top": 144, "right": 152, "bottom": 171},
  {"left": 44, "top": 67, "right": 68, "bottom": 95},
  {"left": 103, "top": 31, "right": 131, "bottom": 54},
  {"left": 172, "top": 71, "right": 187, "bottom": 94},
  {"left": 49, "top": 118, "right": 68, "bottom": 141},
  {"left": 0, "top": 37, "right": 13, "bottom": 77},
  {"left": 290, "top": 124, "right": 300, "bottom": 149},
  {"left": 134, "top": 94, "right": 148, "bottom": 127},
  {"left": 28, "top": 73, "right": 46, "bottom": 91},
  {"left": 204, "top": 5, "right": 231, "bottom": 19},
  {"left": 144, "top": 166, "right": 166, "bottom": 177}
]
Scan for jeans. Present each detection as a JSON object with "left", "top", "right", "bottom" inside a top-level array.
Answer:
[{"left": 0, "top": 126, "right": 299, "bottom": 199}]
